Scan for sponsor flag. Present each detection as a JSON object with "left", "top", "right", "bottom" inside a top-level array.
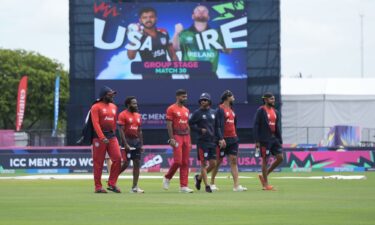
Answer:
[{"left": 15, "top": 76, "right": 28, "bottom": 131}]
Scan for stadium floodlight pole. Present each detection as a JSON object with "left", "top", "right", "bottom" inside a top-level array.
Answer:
[{"left": 360, "top": 14, "right": 364, "bottom": 78}]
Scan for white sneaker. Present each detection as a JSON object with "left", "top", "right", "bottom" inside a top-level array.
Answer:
[
  {"left": 163, "top": 177, "right": 170, "bottom": 190},
  {"left": 130, "top": 186, "right": 145, "bottom": 193},
  {"left": 233, "top": 185, "right": 248, "bottom": 192},
  {"left": 179, "top": 186, "right": 194, "bottom": 193},
  {"left": 210, "top": 184, "right": 219, "bottom": 191}
]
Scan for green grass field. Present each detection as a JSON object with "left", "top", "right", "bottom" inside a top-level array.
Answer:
[{"left": 0, "top": 172, "right": 374, "bottom": 225}]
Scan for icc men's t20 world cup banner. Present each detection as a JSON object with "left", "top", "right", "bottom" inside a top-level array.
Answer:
[{"left": 94, "top": 1, "right": 248, "bottom": 104}]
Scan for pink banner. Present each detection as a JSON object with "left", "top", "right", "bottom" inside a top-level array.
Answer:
[
  {"left": 286, "top": 151, "right": 373, "bottom": 168},
  {"left": 16, "top": 76, "right": 28, "bottom": 131}
]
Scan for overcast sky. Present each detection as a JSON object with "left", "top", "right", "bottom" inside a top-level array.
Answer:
[{"left": 0, "top": 0, "right": 374, "bottom": 78}]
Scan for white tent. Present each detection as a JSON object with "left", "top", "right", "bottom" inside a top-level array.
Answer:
[{"left": 281, "top": 78, "right": 375, "bottom": 144}]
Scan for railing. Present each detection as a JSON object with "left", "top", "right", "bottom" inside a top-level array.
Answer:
[
  {"left": 361, "top": 128, "right": 375, "bottom": 147},
  {"left": 26, "top": 129, "right": 66, "bottom": 146},
  {"left": 282, "top": 127, "right": 375, "bottom": 146},
  {"left": 282, "top": 127, "right": 330, "bottom": 145},
  {"left": 362, "top": 128, "right": 375, "bottom": 142}
]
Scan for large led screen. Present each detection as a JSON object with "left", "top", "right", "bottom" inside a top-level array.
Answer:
[{"left": 94, "top": 1, "right": 248, "bottom": 104}]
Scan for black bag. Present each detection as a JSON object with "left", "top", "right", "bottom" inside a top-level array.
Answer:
[{"left": 76, "top": 100, "right": 100, "bottom": 145}]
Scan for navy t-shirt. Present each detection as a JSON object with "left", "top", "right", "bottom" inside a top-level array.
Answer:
[
  {"left": 189, "top": 107, "right": 217, "bottom": 145},
  {"left": 139, "top": 28, "right": 170, "bottom": 61}
]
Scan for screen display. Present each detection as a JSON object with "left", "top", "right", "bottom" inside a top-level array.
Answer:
[{"left": 94, "top": 1, "right": 248, "bottom": 104}]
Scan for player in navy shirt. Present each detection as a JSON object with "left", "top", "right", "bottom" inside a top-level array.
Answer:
[
  {"left": 189, "top": 93, "right": 217, "bottom": 193},
  {"left": 212, "top": 90, "right": 247, "bottom": 192},
  {"left": 253, "top": 92, "right": 283, "bottom": 191}
]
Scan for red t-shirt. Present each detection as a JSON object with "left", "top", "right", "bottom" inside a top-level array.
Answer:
[
  {"left": 166, "top": 104, "right": 190, "bottom": 135},
  {"left": 219, "top": 104, "right": 237, "bottom": 138},
  {"left": 263, "top": 106, "right": 277, "bottom": 134},
  {"left": 90, "top": 102, "right": 117, "bottom": 140},
  {"left": 117, "top": 110, "right": 142, "bottom": 139}
]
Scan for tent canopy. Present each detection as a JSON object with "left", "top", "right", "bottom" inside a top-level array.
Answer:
[
  {"left": 280, "top": 78, "right": 375, "bottom": 144},
  {"left": 282, "top": 78, "right": 375, "bottom": 100}
]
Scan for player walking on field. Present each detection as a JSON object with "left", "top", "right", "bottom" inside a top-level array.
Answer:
[
  {"left": 91, "top": 86, "right": 122, "bottom": 193},
  {"left": 163, "top": 89, "right": 194, "bottom": 193},
  {"left": 189, "top": 93, "right": 217, "bottom": 193},
  {"left": 211, "top": 90, "right": 247, "bottom": 192},
  {"left": 118, "top": 96, "right": 145, "bottom": 193},
  {"left": 253, "top": 92, "right": 284, "bottom": 191}
]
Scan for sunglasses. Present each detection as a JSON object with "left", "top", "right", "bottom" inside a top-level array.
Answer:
[{"left": 200, "top": 99, "right": 209, "bottom": 102}]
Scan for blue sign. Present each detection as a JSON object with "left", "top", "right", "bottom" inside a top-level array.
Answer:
[{"left": 52, "top": 75, "right": 60, "bottom": 137}]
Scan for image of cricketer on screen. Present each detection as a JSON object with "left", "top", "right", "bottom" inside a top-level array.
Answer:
[{"left": 94, "top": 1, "right": 248, "bottom": 80}]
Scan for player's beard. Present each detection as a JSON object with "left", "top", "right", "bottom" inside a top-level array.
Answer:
[
  {"left": 103, "top": 96, "right": 114, "bottom": 103},
  {"left": 129, "top": 106, "right": 138, "bottom": 112},
  {"left": 143, "top": 21, "right": 155, "bottom": 29},
  {"left": 179, "top": 99, "right": 187, "bottom": 105},
  {"left": 266, "top": 102, "right": 275, "bottom": 107},
  {"left": 194, "top": 15, "right": 209, "bottom": 23}
]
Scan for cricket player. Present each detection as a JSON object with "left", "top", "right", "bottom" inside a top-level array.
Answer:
[
  {"left": 253, "top": 92, "right": 283, "bottom": 191},
  {"left": 118, "top": 96, "right": 145, "bottom": 193},
  {"left": 211, "top": 90, "right": 247, "bottom": 192},
  {"left": 189, "top": 93, "right": 217, "bottom": 193},
  {"left": 91, "top": 86, "right": 122, "bottom": 193},
  {"left": 172, "top": 5, "right": 230, "bottom": 78},
  {"left": 127, "top": 7, "right": 178, "bottom": 79},
  {"left": 163, "top": 89, "right": 194, "bottom": 193}
]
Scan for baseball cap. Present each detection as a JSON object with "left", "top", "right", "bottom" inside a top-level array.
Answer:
[
  {"left": 99, "top": 86, "right": 117, "bottom": 98},
  {"left": 198, "top": 92, "right": 211, "bottom": 103}
]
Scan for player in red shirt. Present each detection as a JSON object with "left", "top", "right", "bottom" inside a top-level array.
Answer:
[
  {"left": 163, "top": 89, "right": 194, "bottom": 193},
  {"left": 253, "top": 92, "right": 283, "bottom": 191},
  {"left": 118, "top": 96, "right": 145, "bottom": 193},
  {"left": 91, "top": 86, "right": 122, "bottom": 193},
  {"left": 211, "top": 90, "right": 247, "bottom": 192}
]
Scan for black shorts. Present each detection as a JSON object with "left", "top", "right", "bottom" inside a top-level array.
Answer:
[
  {"left": 217, "top": 137, "right": 239, "bottom": 159},
  {"left": 260, "top": 137, "right": 282, "bottom": 158},
  {"left": 125, "top": 148, "right": 142, "bottom": 161},
  {"left": 124, "top": 138, "right": 142, "bottom": 161},
  {"left": 197, "top": 142, "right": 217, "bottom": 161}
]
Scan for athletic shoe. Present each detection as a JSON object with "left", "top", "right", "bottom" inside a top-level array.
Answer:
[
  {"left": 107, "top": 185, "right": 121, "bottom": 193},
  {"left": 163, "top": 177, "right": 170, "bottom": 190},
  {"left": 233, "top": 185, "right": 248, "bottom": 192},
  {"left": 210, "top": 184, "right": 219, "bottom": 191},
  {"left": 95, "top": 189, "right": 108, "bottom": 193},
  {"left": 258, "top": 174, "right": 266, "bottom": 187},
  {"left": 194, "top": 174, "right": 202, "bottom": 190},
  {"left": 179, "top": 186, "right": 194, "bottom": 193},
  {"left": 130, "top": 186, "right": 145, "bottom": 193},
  {"left": 263, "top": 185, "right": 276, "bottom": 191},
  {"left": 205, "top": 185, "right": 212, "bottom": 193}
]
